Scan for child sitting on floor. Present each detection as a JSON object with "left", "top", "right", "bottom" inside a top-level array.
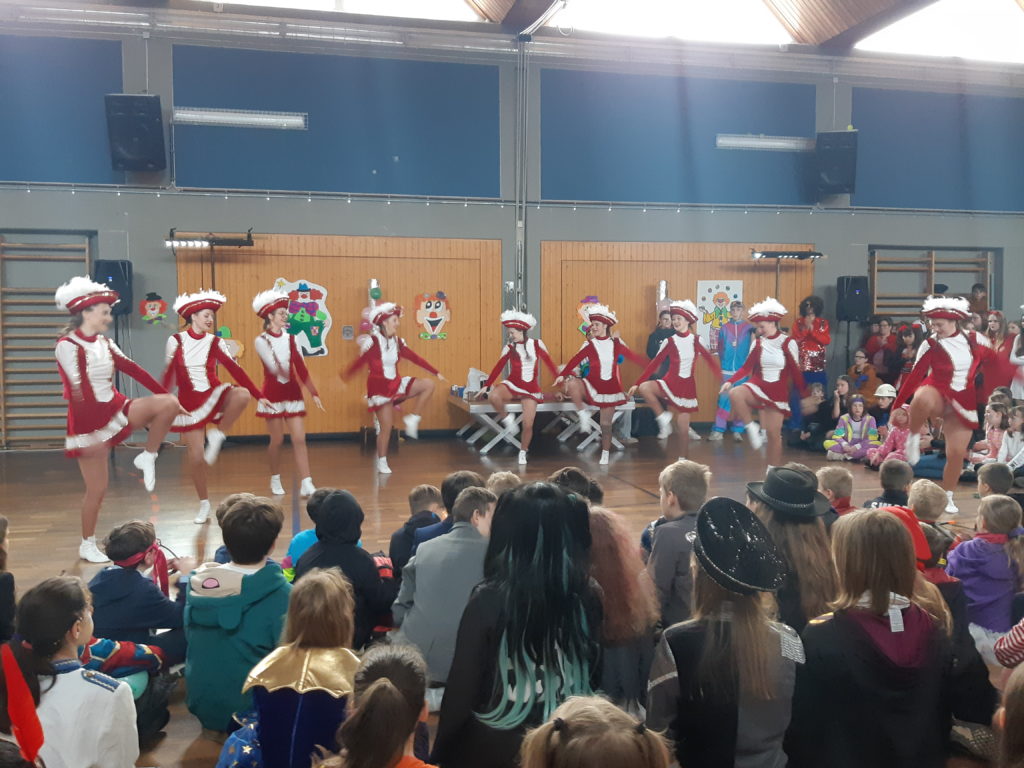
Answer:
[
  {"left": 971, "top": 402, "right": 1009, "bottom": 465},
  {"left": 824, "top": 396, "right": 880, "bottom": 462},
  {"left": 863, "top": 459, "right": 913, "bottom": 508},
  {"left": 389, "top": 484, "right": 443, "bottom": 583},
  {"left": 815, "top": 466, "right": 855, "bottom": 517},
  {"left": 867, "top": 404, "right": 911, "bottom": 467},
  {"left": 999, "top": 406, "right": 1024, "bottom": 479}
]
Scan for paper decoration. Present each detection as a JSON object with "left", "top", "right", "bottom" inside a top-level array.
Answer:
[
  {"left": 216, "top": 326, "right": 244, "bottom": 360},
  {"left": 416, "top": 291, "right": 451, "bottom": 340},
  {"left": 696, "top": 280, "right": 744, "bottom": 354},
  {"left": 273, "top": 277, "right": 332, "bottom": 357},
  {"left": 576, "top": 295, "right": 600, "bottom": 336},
  {"left": 139, "top": 292, "right": 167, "bottom": 326}
]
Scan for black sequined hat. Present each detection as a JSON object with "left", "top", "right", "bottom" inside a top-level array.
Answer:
[
  {"left": 693, "top": 497, "right": 787, "bottom": 595},
  {"left": 746, "top": 466, "right": 831, "bottom": 518}
]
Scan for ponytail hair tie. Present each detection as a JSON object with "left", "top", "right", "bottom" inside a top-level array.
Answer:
[
  {"left": 1010, "top": 527, "right": 1024, "bottom": 539},
  {"left": 553, "top": 717, "right": 566, "bottom": 733},
  {"left": 635, "top": 722, "right": 647, "bottom": 735}
]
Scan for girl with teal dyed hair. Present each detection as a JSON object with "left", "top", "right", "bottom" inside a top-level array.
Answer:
[{"left": 431, "top": 482, "right": 602, "bottom": 768}]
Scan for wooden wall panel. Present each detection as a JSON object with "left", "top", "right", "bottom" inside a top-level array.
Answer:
[
  {"left": 541, "top": 242, "right": 816, "bottom": 422},
  {"left": 176, "top": 234, "right": 502, "bottom": 436}
]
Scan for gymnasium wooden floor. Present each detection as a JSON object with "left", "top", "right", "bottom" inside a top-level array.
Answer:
[{"left": 0, "top": 427, "right": 987, "bottom": 767}]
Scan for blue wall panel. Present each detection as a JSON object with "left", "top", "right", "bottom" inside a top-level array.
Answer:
[
  {"left": 172, "top": 46, "right": 500, "bottom": 197},
  {"left": 853, "top": 88, "right": 1024, "bottom": 211},
  {"left": 540, "top": 69, "right": 816, "bottom": 205},
  {"left": 0, "top": 35, "right": 122, "bottom": 184}
]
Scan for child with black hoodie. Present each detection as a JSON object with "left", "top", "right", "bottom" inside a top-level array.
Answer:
[
  {"left": 389, "top": 484, "right": 443, "bottom": 582},
  {"left": 863, "top": 459, "right": 913, "bottom": 508}
]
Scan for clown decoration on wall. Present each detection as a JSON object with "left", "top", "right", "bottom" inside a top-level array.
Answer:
[
  {"left": 576, "top": 295, "right": 601, "bottom": 336},
  {"left": 416, "top": 291, "right": 451, "bottom": 340},
  {"left": 274, "top": 277, "right": 333, "bottom": 357},
  {"left": 139, "top": 292, "right": 167, "bottom": 326},
  {"left": 696, "top": 280, "right": 743, "bottom": 354}
]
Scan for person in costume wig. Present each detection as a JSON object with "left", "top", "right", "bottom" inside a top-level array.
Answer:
[
  {"left": 163, "top": 290, "right": 270, "bottom": 523},
  {"left": 895, "top": 295, "right": 995, "bottom": 514},
  {"left": 253, "top": 289, "right": 324, "bottom": 498},
  {"left": 631, "top": 300, "right": 720, "bottom": 460},
  {"left": 554, "top": 304, "right": 647, "bottom": 465},
  {"left": 54, "top": 276, "right": 182, "bottom": 563},
  {"left": 480, "top": 310, "right": 558, "bottom": 465},
  {"left": 342, "top": 302, "right": 445, "bottom": 474}
]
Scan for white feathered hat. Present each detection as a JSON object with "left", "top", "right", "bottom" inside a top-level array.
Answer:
[
  {"left": 500, "top": 310, "right": 536, "bottom": 331},
  {"left": 585, "top": 304, "right": 617, "bottom": 327},
  {"left": 921, "top": 295, "right": 970, "bottom": 320},
  {"left": 369, "top": 302, "right": 402, "bottom": 326},
  {"left": 173, "top": 290, "right": 226, "bottom": 318},
  {"left": 748, "top": 297, "right": 787, "bottom": 322},
  {"left": 252, "top": 289, "right": 289, "bottom": 319},
  {"left": 668, "top": 299, "right": 699, "bottom": 324},
  {"left": 54, "top": 276, "right": 120, "bottom": 314}
]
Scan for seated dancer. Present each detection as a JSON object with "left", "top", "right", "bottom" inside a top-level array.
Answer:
[
  {"left": 720, "top": 297, "right": 809, "bottom": 468},
  {"left": 342, "top": 302, "right": 444, "bottom": 475},
  {"left": 554, "top": 304, "right": 647, "bottom": 465},
  {"left": 631, "top": 300, "right": 720, "bottom": 460},
  {"left": 480, "top": 310, "right": 558, "bottom": 465}
]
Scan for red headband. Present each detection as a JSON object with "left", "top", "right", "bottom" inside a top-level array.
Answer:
[{"left": 114, "top": 541, "right": 169, "bottom": 596}]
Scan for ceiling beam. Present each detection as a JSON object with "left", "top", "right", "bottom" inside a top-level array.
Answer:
[{"left": 818, "top": 0, "right": 941, "bottom": 51}]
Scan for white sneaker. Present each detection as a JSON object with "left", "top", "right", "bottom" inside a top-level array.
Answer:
[
  {"left": 578, "top": 411, "right": 595, "bottom": 434},
  {"left": 518, "top": 450, "right": 528, "bottom": 465},
  {"left": 270, "top": 474, "right": 285, "bottom": 496},
  {"left": 502, "top": 413, "right": 518, "bottom": 433},
  {"left": 377, "top": 457, "right": 392, "bottom": 474},
  {"left": 599, "top": 450, "right": 610, "bottom": 465},
  {"left": 403, "top": 414, "right": 421, "bottom": 439},
  {"left": 194, "top": 499, "right": 211, "bottom": 524},
  {"left": 655, "top": 411, "right": 673, "bottom": 439},
  {"left": 745, "top": 422, "right": 764, "bottom": 450},
  {"left": 826, "top": 451, "right": 845, "bottom": 461},
  {"left": 688, "top": 426, "right": 702, "bottom": 441},
  {"left": 945, "top": 490, "right": 959, "bottom": 515},
  {"left": 79, "top": 537, "right": 110, "bottom": 563},
  {"left": 905, "top": 433, "right": 921, "bottom": 465},
  {"left": 300, "top": 477, "right": 317, "bottom": 497},
  {"left": 133, "top": 450, "right": 158, "bottom": 492},
  {"left": 708, "top": 431, "right": 724, "bottom": 442},
  {"left": 733, "top": 431, "right": 744, "bottom": 443},
  {"left": 204, "top": 428, "right": 226, "bottom": 465}
]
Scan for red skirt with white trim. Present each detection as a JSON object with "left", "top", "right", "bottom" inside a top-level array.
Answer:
[
  {"left": 171, "top": 383, "right": 233, "bottom": 433},
  {"left": 65, "top": 394, "right": 133, "bottom": 457},
  {"left": 497, "top": 378, "right": 544, "bottom": 402},
  {"left": 737, "top": 377, "right": 791, "bottom": 416},
  {"left": 257, "top": 378, "right": 306, "bottom": 419},
  {"left": 921, "top": 375, "right": 979, "bottom": 428},
  {"left": 365, "top": 375, "right": 415, "bottom": 412},
  {"left": 582, "top": 376, "right": 627, "bottom": 408},
  {"left": 652, "top": 375, "right": 699, "bottom": 413}
]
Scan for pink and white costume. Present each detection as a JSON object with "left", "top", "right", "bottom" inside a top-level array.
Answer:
[
  {"left": 252, "top": 289, "right": 319, "bottom": 419},
  {"left": 727, "top": 331, "right": 807, "bottom": 416},
  {"left": 484, "top": 311, "right": 557, "bottom": 401},
  {"left": 867, "top": 423, "right": 911, "bottom": 465},
  {"left": 635, "top": 300, "right": 720, "bottom": 412}
]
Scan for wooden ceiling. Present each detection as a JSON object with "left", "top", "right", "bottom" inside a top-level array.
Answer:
[{"left": 760, "top": 0, "right": 941, "bottom": 49}]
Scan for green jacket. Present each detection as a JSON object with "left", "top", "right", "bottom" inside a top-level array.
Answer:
[{"left": 184, "top": 561, "right": 291, "bottom": 731}]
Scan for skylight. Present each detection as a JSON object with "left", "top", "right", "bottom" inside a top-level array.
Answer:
[
  {"left": 200, "top": 0, "right": 483, "bottom": 23},
  {"left": 856, "top": 0, "right": 1024, "bottom": 65},
  {"left": 546, "top": 0, "right": 793, "bottom": 46}
]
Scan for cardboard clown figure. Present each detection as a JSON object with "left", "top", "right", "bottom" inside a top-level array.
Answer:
[
  {"left": 139, "top": 292, "right": 168, "bottom": 326},
  {"left": 274, "top": 279, "right": 332, "bottom": 357},
  {"left": 416, "top": 292, "right": 451, "bottom": 340}
]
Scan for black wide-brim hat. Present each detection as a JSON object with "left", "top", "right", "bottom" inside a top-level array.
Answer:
[
  {"left": 693, "top": 497, "right": 787, "bottom": 595},
  {"left": 746, "top": 467, "right": 831, "bottom": 519}
]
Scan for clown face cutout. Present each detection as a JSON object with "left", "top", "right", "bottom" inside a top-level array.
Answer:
[
  {"left": 139, "top": 292, "right": 167, "bottom": 326},
  {"left": 416, "top": 292, "right": 451, "bottom": 340}
]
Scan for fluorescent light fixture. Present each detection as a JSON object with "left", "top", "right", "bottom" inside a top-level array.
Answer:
[
  {"left": 752, "top": 250, "right": 823, "bottom": 260},
  {"left": 717, "top": 134, "right": 815, "bottom": 152},
  {"left": 172, "top": 107, "right": 308, "bottom": 130},
  {"left": 165, "top": 239, "right": 211, "bottom": 248}
]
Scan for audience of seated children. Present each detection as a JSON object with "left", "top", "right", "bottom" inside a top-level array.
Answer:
[
  {"left": 815, "top": 466, "right": 855, "bottom": 517},
  {"left": 485, "top": 471, "right": 522, "bottom": 498},
  {"left": 971, "top": 402, "right": 1009, "bottom": 465},
  {"left": 218, "top": 568, "right": 360, "bottom": 768},
  {"left": 392, "top": 487, "right": 496, "bottom": 690},
  {"left": 547, "top": 466, "right": 595, "bottom": 501},
  {"left": 3, "top": 576, "right": 139, "bottom": 768},
  {"left": 823, "top": 395, "right": 880, "bottom": 462},
  {"left": 645, "top": 460, "right": 710, "bottom": 627},
  {"left": 522, "top": 696, "right": 671, "bottom": 768},
  {"left": 294, "top": 490, "right": 398, "bottom": 650},
  {"left": 389, "top": 485, "right": 443, "bottom": 582},
  {"left": 789, "top": 381, "right": 834, "bottom": 451},
  {"left": 588, "top": 506, "right": 659, "bottom": 713},
  {"left": 747, "top": 466, "right": 836, "bottom": 633},
  {"left": 89, "top": 520, "right": 193, "bottom": 665},
  {"left": 867, "top": 404, "right": 911, "bottom": 467},
  {"left": 788, "top": 510, "right": 994, "bottom": 768},
  {"left": 413, "top": 471, "right": 486, "bottom": 550},
  {"left": 978, "top": 461, "right": 1017, "bottom": 499},
  {"left": 947, "top": 494, "right": 1024, "bottom": 664},
  {"left": 999, "top": 405, "right": 1024, "bottom": 478},
  {"left": 185, "top": 496, "right": 291, "bottom": 734},
  {"left": 647, "top": 498, "right": 799, "bottom": 768},
  {"left": 868, "top": 383, "right": 897, "bottom": 435},
  {"left": 863, "top": 459, "right": 913, "bottom": 509},
  {"left": 432, "top": 483, "right": 602, "bottom": 768},
  {"left": 312, "top": 644, "right": 434, "bottom": 768},
  {"left": 282, "top": 488, "right": 340, "bottom": 578},
  {"left": 0, "top": 517, "right": 13, "bottom": 644}
]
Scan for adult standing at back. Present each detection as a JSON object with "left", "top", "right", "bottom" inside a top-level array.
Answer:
[
  {"left": 789, "top": 295, "right": 831, "bottom": 427},
  {"left": 645, "top": 308, "right": 674, "bottom": 380}
]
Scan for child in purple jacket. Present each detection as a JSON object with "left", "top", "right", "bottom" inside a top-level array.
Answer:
[{"left": 947, "top": 494, "right": 1024, "bottom": 664}]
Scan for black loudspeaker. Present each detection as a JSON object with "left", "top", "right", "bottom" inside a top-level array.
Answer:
[
  {"left": 836, "top": 276, "right": 871, "bottom": 322},
  {"left": 816, "top": 130, "right": 857, "bottom": 196},
  {"left": 92, "top": 260, "right": 133, "bottom": 316},
  {"left": 104, "top": 94, "right": 166, "bottom": 172}
]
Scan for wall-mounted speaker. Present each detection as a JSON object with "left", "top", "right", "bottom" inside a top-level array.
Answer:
[
  {"left": 816, "top": 130, "right": 857, "bottom": 196},
  {"left": 836, "top": 275, "right": 870, "bottom": 322},
  {"left": 92, "top": 259, "right": 133, "bottom": 316},
  {"left": 104, "top": 94, "right": 166, "bottom": 172}
]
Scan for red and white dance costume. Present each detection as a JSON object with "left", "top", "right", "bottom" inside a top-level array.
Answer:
[
  {"left": 54, "top": 276, "right": 180, "bottom": 562},
  {"left": 252, "top": 289, "right": 320, "bottom": 497},
  {"left": 483, "top": 310, "right": 558, "bottom": 464},
  {"left": 635, "top": 301, "right": 720, "bottom": 413}
]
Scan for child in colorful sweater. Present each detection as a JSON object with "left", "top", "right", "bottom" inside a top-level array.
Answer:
[
  {"left": 824, "top": 395, "right": 881, "bottom": 462},
  {"left": 867, "top": 404, "right": 911, "bottom": 467}
]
